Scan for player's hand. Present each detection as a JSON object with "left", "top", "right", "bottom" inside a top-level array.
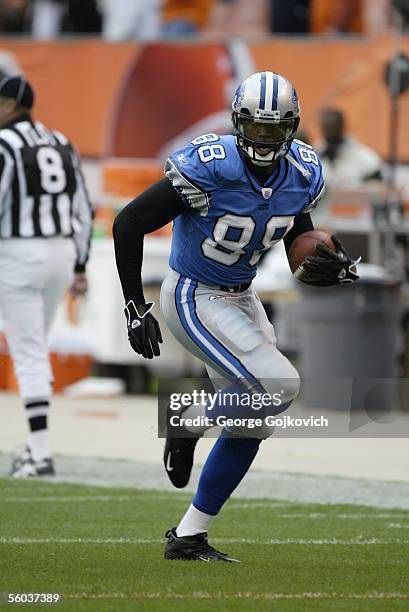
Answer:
[
  {"left": 296, "top": 235, "right": 361, "bottom": 286},
  {"left": 70, "top": 273, "right": 88, "bottom": 298},
  {"left": 125, "top": 300, "right": 163, "bottom": 359}
]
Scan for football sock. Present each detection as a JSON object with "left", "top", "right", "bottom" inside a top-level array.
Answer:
[
  {"left": 192, "top": 434, "right": 261, "bottom": 516},
  {"left": 176, "top": 504, "right": 215, "bottom": 537},
  {"left": 25, "top": 399, "right": 50, "bottom": 462}
]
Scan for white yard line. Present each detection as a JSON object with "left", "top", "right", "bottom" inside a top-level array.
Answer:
[
  {"left": 64, "top": 591, "right": 409, "bottom": 601},
  {"left": 1, "top": 536, "right": 408, "bottom": 545},
  {"left": 0, "top": 537, "right": 162, "bottom": 544},
  {"left": 227, "top": 506, "right": 409, "bottom": 517},
  {"left": 0, "top": 495, "right": 190, "bottom": 503}
]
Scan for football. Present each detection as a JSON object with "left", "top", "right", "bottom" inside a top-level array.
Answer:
[{"left": 287, "top": 230, "right": 336, "bottom": 273}]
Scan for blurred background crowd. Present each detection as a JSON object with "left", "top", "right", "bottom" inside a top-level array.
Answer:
[{"left": 0, "top": 0, "right": 406, "bottom": 39}]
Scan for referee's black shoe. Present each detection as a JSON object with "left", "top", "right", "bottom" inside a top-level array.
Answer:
[
  {"left": 9, "top": 446, "right": 55, "bottom": 479},
  {"left": 163, "top": 403, "right": 202, "bottom": 488},
  {"left": 164, "top": 528, "right": 240, "bottom": 562}
]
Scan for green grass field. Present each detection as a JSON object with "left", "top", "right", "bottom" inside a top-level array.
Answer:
[{"left": 0, "top": 478, "right": 408, "bottom": 611}]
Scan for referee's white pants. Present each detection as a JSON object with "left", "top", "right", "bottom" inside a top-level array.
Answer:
[
  {"left": 161, "top": 269, "right": 301, "bottom": 439},
  {"left": 0, "top": 238, "right": 75, "bottom": 401}
]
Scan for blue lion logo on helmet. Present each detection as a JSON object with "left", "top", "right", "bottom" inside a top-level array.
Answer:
[
  {"left": 233, "top": 82, "right": 246, "bottom": 110},
  {"left": 292, "top": 88, "right": 299, "bottom": 112}
]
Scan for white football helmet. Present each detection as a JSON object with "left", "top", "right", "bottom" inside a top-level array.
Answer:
[{"left": 232, "top": 71, "right": 300, "bottom": 166}]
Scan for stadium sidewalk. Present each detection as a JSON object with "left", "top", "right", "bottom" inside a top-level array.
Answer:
[{"left": 1, "top": 391, "right": 408, "bottom": 483}]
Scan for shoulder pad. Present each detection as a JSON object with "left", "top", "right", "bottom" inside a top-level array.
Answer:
[
  {"left": 289, "top": 139, "right": 325, "bottom": 212},
  {"left": 165, "top": 133, "right": 233, "bottom": 214}
]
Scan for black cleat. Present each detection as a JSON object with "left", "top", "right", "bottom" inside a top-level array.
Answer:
[
  {"left": 163, "top": 404, "right": 201, "bottom": 488},
  {"left": 164, "top": 528, "right": 239, "bottom": 562}
]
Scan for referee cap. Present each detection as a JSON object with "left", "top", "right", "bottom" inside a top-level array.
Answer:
[{"left": 0, "top": 75, "right": 34, "bottom": 109}]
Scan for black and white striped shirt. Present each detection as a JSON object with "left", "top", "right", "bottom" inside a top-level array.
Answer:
[{"left": 0, "top": 116, "right": 93, "bottom": 271}]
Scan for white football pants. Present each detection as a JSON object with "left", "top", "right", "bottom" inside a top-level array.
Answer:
[
  {"left": 0, "top": 238, "right": 75, "bottom": 401},
  {"left": 160, "top": 269, "right": 300, "bottom": 438}
]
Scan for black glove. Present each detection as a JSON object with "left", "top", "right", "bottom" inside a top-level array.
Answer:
[
  {"left": 124, "top": 301, "right": 163, "bottom": 359},
  {"left": 295, "top": 235, "right": 361, "bottom": 287}
]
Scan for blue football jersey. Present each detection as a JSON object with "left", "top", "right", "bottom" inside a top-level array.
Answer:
[{"left": 165, "top": 134, "right": 324, "bottom": 286}]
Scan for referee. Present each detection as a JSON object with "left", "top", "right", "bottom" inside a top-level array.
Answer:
[{"left": 0, "top": 75, "right": 93, "bottom": 478}]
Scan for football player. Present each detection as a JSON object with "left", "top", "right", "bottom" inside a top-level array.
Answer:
[{"left": 113, "top": 72, "right": 359, "bottom": 562}]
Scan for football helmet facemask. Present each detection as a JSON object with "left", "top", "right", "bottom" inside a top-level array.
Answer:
[{"left": 232, "top": 71, "right": 300, "bottom": 166}]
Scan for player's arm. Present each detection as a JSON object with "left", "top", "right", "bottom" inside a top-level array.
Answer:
[
  {"left": 113, "top": 177, "right": 185, "bottom": 358},
  {"left": 283, "top": 212, "right": 314, "bottom": 253},
  {"left": 113, "top": 177, "right": 185, "bottom": 304}
]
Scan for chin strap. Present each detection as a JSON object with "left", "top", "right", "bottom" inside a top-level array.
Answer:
[{"left": 245, "top": 143, "right": 285, "bottom": 166}]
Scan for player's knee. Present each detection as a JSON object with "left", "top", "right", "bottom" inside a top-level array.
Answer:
[
  {"left": 261, "top": 368, "right": 300, "bottom": 407},
  {"left": 281, "top": 373, "right": 301, "bottom": 404}
]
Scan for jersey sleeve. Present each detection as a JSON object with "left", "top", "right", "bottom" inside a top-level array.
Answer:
[
  {"left": 164, "top": 138, "right": 220, "bottom": 215},
  {"left": 70, "top": 144, "right": 94, "bottom": 271},
  {"left": 0, "top": 143, "right": 15, "bottom": 217},
  {"left": 291, "top": 140, "right": 325, "bottom": 213}
]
